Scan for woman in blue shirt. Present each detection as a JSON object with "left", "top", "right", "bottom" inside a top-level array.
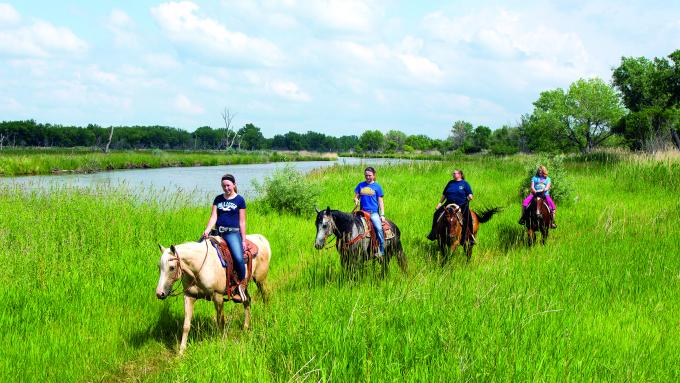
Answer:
[
  {"left": 427, "top": 169, "right": 474, "bottom": 242},
  {"left": 354, "top": 166, "right": 385, "bottom": 258},
  {"left": 203, "top": 173, "right": 248, "bottom": 301}
]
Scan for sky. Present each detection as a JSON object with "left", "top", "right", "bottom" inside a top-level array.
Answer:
[{"left": 0, "top": 1, "right": 678, "bottom": 138}]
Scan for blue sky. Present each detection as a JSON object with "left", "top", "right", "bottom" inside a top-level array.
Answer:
[{"left": 0, "top": 1, "right": 678, "bottom": 138}]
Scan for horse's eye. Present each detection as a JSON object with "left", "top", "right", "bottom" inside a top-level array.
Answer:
[{"left": 169, "top": 266, "right": 175, "bottom": 271}]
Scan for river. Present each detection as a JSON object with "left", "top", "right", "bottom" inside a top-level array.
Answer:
[{"left": 0, "top": 157, "right": 414, "bottom": 204}]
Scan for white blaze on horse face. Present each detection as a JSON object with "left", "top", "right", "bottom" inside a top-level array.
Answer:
[
  {"left": 314, "top": 215, "right": 332, "bottom": 249},
  {"left": 156, "top": 250, "right": 176, "bottom": 299}
]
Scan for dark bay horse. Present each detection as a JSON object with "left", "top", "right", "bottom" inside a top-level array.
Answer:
[
  {"left": 523, "top": 194, "right": 552, "bottom": 245},
  {"left": 434, "top": 204, "right": 500, "bottom": 264},
  {"left": 314, "top": 207, "right": 408, "bottom": 274}
]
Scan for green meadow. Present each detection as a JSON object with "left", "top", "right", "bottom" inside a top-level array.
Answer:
[
  {"left": 1, "top": 154, "right": 679, "bottom": 382},
  {"left": 0, "top": 148, "right": 334, "bottom": 176}
]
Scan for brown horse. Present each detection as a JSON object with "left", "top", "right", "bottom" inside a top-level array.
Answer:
[
  {"left": 523, "top": 195, "right": 552, "bottom": 245},
  {"left": 434, "top": 204, "right": 500, "bottom": 265}
]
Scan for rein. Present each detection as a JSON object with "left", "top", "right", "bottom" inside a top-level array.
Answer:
[
  {"left": 167, "top": 240, "right": 210, "bottom": 298},
  {"left": 319, "top": 215, "right": 339, "bottom": 250}
]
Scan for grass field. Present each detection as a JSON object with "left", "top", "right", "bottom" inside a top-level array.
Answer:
[
  {"left": 0, "top": 149, "right": 334, "bottom": 176},
  {"left": 1, "top": 154, "right": 679, "bottom": 382}
]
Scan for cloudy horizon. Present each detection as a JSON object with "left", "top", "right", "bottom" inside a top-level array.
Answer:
[{"left": 0, "top": 1, "right": 678, "bottom": 138}]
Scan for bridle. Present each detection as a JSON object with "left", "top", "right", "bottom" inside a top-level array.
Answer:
[
  {"left": 166, "top": 240, "right": 210, "bottom": 297},
  {"left": 317, "top": 213, "right": 338, "bottom": 250}
]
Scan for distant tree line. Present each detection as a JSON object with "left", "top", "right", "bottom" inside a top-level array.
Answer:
[{"left": 1, "top": 50, "right": 677, "bottom": 154}]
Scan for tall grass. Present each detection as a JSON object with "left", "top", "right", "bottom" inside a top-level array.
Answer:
[
  {"left": 1, "top": 155, "right": 679, "bottom": 381},
  {"left": 0, "top": 149, "right": 335, "bottom": 176}
]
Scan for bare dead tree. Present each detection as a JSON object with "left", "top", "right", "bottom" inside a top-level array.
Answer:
[
  {"left": 221, "top": 107, "right": 239, "bottom": 150},
  {"left": 0, "top": 133, "right": 5, "bottom": 150},
  {"left": 104, "top": 126, "right": 115, "bottom": 153}
]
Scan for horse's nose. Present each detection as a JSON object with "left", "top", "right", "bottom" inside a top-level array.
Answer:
[
  {"left": 314, "top": 242, "right": 323, "bottom": 249},
  {"left": 156, "top": 290, "right": 166, "bottom": 300}
]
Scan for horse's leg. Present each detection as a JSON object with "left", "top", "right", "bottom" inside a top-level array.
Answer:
[
  {"left": 253, "top": 277, "right": 268, "bottom": 304},
  {"left": 527, "top": 228, "right": 534, "bottom": 246},
  {"left": 395, "top": 242, "right": 408, "bottom": 274},
  {"left": 212, "top": 293, "right": 225, "bottom": 332},
  {"left": 465, "top": 243, "right": 473, "bottom": 262},
  {"left": 179, "top": 294, "right": 196, "bottom": 355},
  {"left": 243, "top": 296, "right": 252, "bottom": 331}
]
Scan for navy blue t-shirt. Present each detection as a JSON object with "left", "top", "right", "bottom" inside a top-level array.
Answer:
[
  {"left": 443, "top": 180, "right": 473, "bottom": 206},
  {"left": 354, "top": 181, "right": 384, "bottom": 213},
  {"left": 213, "top": 194, "right": 246, "bottom": 228}
]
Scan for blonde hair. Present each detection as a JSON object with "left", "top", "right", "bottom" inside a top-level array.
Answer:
[{"left": 536, "top": 165, "right": 548, "bottom": 177}]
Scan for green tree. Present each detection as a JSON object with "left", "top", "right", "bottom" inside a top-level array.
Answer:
[
  {"left": 384, "top": 130, "right": 407, "bottom": 152},
  {"left": 358, "top": 130, "right": 384, "bottom": 152},
  {"left": 612, "top": 50, "right": 680, "bottom": 150},
  {"left": 449, "top": 120, "right": 473, "bottom": 151},
  {"left": 238, "top": 123, "right": 265, "bottom": 150},
  {"left": 532, "top": 78, "right": 625, "bottom": 153},
  {"left": 405, "top": 134, "right": 433, "bottom": 151}
]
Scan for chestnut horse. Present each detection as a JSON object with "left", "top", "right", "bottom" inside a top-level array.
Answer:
[
  {"left": 155, "top": 234, "right": 271, "bottom": 354},
  {"left": 523, "top": 195, "right": 552, "bottom": 246},
  {"left": 434, "top": 204, "right": 500, "bottom": 265}
]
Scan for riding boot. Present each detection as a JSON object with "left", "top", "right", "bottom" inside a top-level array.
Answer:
[
  {"left": 427, "top": 207, "right": 443, "bottom": 240},
  {"left": 550, "top": 210, "right": 557, "bottom": 228},
  {"left": 518, "top": 207, "right": 526, "bottom": 225}
]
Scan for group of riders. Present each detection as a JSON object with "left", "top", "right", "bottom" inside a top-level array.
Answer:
[{"left": 203, "top": 165, "right": 557, "bottom": 301}]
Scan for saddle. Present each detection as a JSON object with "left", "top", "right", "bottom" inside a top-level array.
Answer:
[
  {"left": 208, "top": 237, "right": 259, "bottom": 302},
  {"left": 347, "top": 210, "right": 395, "bottom": 251}
]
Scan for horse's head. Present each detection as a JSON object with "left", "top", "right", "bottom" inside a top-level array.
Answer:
[
  {"left": 443, "top": 205, "right": 463, "bottom": 239},
  {"left": 314, "top": 206, "right": 334, "bottom": 249},
  {"left": 156, "top": 244, "right": 181, "bottom": 300}
]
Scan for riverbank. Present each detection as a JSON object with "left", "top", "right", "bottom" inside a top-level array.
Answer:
[{"left": 0, "top": 149, "right": 336, "bottom": 176}]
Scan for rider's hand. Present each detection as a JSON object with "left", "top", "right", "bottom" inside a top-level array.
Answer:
[
  {"left": 242, "top": 240, "right": 247, "bottom": 250},
  {"left": 202, "top": 230, "right": 210, "bottom": 239},
  {"left": 380, "top": 215, "right": 386, "bottom": 222}
]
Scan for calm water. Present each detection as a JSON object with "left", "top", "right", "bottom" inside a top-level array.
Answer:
[{"left": 1, "top": 157, "right": 414, "bottom": 204}]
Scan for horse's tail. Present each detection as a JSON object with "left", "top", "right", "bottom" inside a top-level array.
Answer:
[{"left": 475, "top": 207, "right": 502, "bottom": 223}]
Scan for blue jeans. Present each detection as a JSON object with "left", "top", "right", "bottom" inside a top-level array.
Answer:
[
  {"left": 369, "top": 212, "right": 385, "bottom": 254},
  {"left": 221, "top": 232, "right": 245, "bottom": 280}
]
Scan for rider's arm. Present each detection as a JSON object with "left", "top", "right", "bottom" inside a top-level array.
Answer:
[
  {"left": 239, "top": 208, "right": 247, "bottom": 245},
  {"left": 203, "top": 205, "right": 218, "bottom": 237},
  {"left": 354, "top": 192, "right": 360, "bottom": 209},
  {"left": 467, "top": 194, "right": 473, "bottom": 201},
  {"left": 378, "top": 196, "right": 385, "bottom": 220},
  {"left": 544, "top": 181, "right": 551, "bottom": 192},
  {"left": 436, "top": 195, "right": 446, "bottom": 209},
  {"left": 530, "top": 180, "right": 537, "bottom": 194}
]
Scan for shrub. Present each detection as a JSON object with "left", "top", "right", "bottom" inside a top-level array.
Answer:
[
  {"left": 517, "top": 155, "right": 572, "bottom": 204},
  {"left": 253, "top": 164, "right": 319, "bottom": 215}
]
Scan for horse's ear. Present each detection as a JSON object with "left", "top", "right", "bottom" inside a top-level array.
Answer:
[
  {"left": 326, "top": 206, "right": 331, "bottom": 213},
  {"left": 158, "top": 244, "right": 166, "bottom": 253},
  {"left": 314, "top": 206, "right": 320, "bottom": 213},
  {"left": 170, "top": 245, "right": 177, "bottom": 254}
]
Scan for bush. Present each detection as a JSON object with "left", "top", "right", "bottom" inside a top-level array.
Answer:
[
  {"left": 517, "top": 155, "right": 572, "bottom": 205},
  {"left": 253, "top": 164, "right": 319, "bottom": 215}
]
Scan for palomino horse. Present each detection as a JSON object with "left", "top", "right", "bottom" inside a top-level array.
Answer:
[
  {"left": 314, "top": 207, "right": 408, "bottom": 274},
  {"left": 523, "top": 194, "right": 552, "bottom": 246},
  {"left": 434, "top": 204, "right": 500, "bottom": 265},
  {"left": 155, "top": 234, "right": 271, "bottom": 354}
]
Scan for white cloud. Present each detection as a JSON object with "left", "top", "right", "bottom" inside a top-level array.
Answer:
[
  {"left": 0, "top": 19, "right": 87, "bottom": 58},
  {"left": 307, "top": 0, "right": 376, "bottom": 32},
  {"left": 0, "top": 3, "right": 21, "bottom": 26},
  {"left": 143, "top": 52, "right": 180, "bottom": 70},
  {"left": 196, "top": 75, "right": 222, "bottom": 91},
  {"left": 174, "top": 94, "right": 204, "bottom": 114},
  {"left": 151, "top": 1, "right": 283, "bottom": 67},
  {"left": 269, "top": 80, "right": 311, "bottom": 102},
  {"left": 398, "top": 53, "right": 442, "bottom": 81},
  {"left": 106, "top": 9, "right": 138, "bottom": 48}
]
